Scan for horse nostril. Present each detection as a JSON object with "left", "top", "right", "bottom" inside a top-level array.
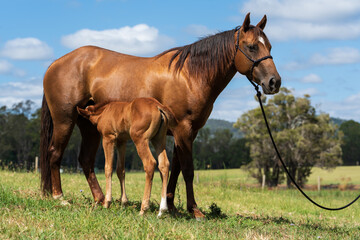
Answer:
[{"left": 269, "top": 77, "right": 275, "bottom": 87}]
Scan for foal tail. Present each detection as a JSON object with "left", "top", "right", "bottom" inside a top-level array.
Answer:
[
  {"left": 157, "top": 105, "right": 177, "bottom": 129},
  {"left": 40, "top": 94, "right": 53, "bottom": 195}
]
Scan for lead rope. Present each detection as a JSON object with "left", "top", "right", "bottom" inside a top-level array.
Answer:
[
  {"left": 253, "top": 85, "right": 360, "bottom": 210},
  {"left": 235, "top": 25, "right": 360, "bottom": 209}
]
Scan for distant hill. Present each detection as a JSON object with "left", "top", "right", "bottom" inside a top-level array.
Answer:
[
  {"left": 201, "top": 117, "right": 350, "bottom": 139},
  {"left": 330, "top": 117, "right": 347, "bottom": 126},
  {"left": 203, "top": 119, "right": 243, "bottom": 138}
]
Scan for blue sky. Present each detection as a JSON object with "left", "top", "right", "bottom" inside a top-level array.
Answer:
[{"left": 0, "top": 0, "right": 359, "bottom": 122}]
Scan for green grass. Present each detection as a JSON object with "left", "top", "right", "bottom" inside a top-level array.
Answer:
[
  {"left": 1, "top": 167, "right": 360, "bottom": 239},
  {"left": 308, "top": 166, "right": 360, "bottom": 185}
]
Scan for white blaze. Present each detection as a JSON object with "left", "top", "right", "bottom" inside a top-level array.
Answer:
[{"left": 258, "top": 36, "right": 265, "bottom": 45}]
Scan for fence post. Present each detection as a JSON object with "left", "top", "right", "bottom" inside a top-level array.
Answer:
[
  {"left": 317, "top": 176, "right": 321, "bottom": 191},
  {"left": 35, "top": 156, "right": 38, "bottom": 173},
  {"left": 262, "top": 174, "right": 266, "bottom": 190}
]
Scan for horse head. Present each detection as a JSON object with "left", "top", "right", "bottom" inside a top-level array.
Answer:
[{"left": 234, "top": 13, "right": 281, "bottom": 94}]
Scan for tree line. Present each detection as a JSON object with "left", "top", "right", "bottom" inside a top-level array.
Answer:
[
  {"left": 1, "top": 88, "right": 360, "bottom": 187},
  {"left": 0, "top": 99, "right": 249, "bottom": 172}
]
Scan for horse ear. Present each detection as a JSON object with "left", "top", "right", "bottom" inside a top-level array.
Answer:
[
  {"left": 242, "top": 12, "right": 251, "bottom": 32},
  {"left": 256, "top": 15, "right": 267, "bottom": 30}
]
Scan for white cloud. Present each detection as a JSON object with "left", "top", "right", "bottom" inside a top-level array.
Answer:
[
  {"left": 283, "top": 47, "right": 360, "bottom": 70},
  {"left": 241, "top": 0, "right": 360, "bottom": 41},
  {"left": 242, "top": 0, "right": 360, "bottom": 22},
  {"left": 210, "top": 86, "right": 259, "bottom": 121},
  {"left": 0, "top": 78, "right": 43, "bottom": 107},
  {"left": 0, "top": 59, "right": 26, "bottom": 77},
  {"left": 310, "top": 47, "right": 360, "bottom": 65},
  {"left": 61, "top": 24, "right": 175, "bottom": 56},
  {"left": 319, "top": 92, "right": 360, "bottom": 121},
  {"left": 300, "top": 74, "right": 322, "bottom": 83},
  {"left": 267, "top": 21, "right": 360, "bottom": 41},
  {"left": 1, "top": 38, "right": 54, "bottom": 60},
  {"left": 294, "top": 87, "right": 321, "bottom": 97},
  {"left": 184, "top": 25, "right": 217, "bottom": 37},
  {"left": 0, "top": 60, "right": 13, "bottom": 74}
]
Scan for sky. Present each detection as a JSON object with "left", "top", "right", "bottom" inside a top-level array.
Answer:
[{"left": 0, "top": 0, "right": 359, "bottom": 122}]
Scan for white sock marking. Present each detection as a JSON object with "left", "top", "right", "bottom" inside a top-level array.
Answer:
[{"left": 157, "top": 197, "right": 168, "bottom": 217}]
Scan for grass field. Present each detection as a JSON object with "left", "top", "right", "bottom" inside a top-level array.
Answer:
[{"left": 1, "top": 167, "right": 360, "bottom": 239}]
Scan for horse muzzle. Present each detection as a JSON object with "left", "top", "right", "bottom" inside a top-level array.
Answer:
[{"left": 261, "top": 75, "right": 281, "bottom": 95}]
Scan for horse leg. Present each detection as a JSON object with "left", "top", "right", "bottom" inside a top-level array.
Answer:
[
  {"left": 116, "top": 141, "right": 128, "bottom": 205},
  {"left": 152, "top": 134, "right": 170, "bottom": 217},
  {"left": 134, "top": 139, "right": 157, "bottom": 215},
  {"left": 102, "top": 136, "right": 115, "bottom": 208},
  {"left": 49, "top": 121, "right": 75, "bottom": 199},
  {"left": 77, "top": 116, "right": 104, "bottom": 203},
  {"left": 173, "top": 127, "right": 205, "bottom": 219},
  {"left": 166, "top": 146, "right": 181, "bottom": 212}
]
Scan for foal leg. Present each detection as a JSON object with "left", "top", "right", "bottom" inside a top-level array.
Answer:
[
  {"left": 77, "top": 116, "right": 104, "bottom": 203},
  {"left": 102, "top": 136, "right": 115, "bottom": 208},
  {"left": 116, "top": 141, "right": 128, "bottom": 205},
  {"left": 152, "top": 137, "right": 170, "bottom": 218},
  {"left": 134, "top": 139, "right": 157, "bottom": 215}
]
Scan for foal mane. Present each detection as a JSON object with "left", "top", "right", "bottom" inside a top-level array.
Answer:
[{"left": 159, "top": 29, "right": 237, "bottom": 81}]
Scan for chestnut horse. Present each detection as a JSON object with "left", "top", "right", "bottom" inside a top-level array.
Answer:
[
  {"left": 40, "top": 13, "right": 281, "bottom": 218},
  {"left": 77, "top": 98, "right": 176, "bottom": 217}
]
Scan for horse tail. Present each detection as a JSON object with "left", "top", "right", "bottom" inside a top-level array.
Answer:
[
  {"left": 157, "top": 105, "right": 177, "bottom": 129},
  {"left": 40, "top": 94, "right": 53, "bottom": 195}
]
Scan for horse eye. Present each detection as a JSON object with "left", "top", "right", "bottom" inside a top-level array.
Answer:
[{"left": 248, "top": 44, "right": 257, "bottom": 52}]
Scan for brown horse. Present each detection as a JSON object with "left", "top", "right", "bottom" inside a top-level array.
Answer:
[
  {"left": 77, "top": 98, "right": 176, "bottom": 217},
  {"left": 40, "top": 13, "right": 281, "bottom": 218}
]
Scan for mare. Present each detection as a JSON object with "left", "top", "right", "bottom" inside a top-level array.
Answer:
[
  {"left": 77, "top": 98, "right": 176, "bottom": 217},
  {"left": 40, "top": 13, "right": 281, "bottom": 218}
]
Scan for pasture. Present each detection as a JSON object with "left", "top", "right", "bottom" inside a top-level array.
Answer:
[{"left": 1, "top": 167, "right": 360, "bottom": 239}]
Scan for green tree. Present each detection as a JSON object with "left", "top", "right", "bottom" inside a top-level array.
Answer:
[
  {"left": 339, "top": 120, "right": 360, "bottom": 165},
  {"left": 0, "top": 101, "right": 40, "bottom": 170},
  {"left": 235, "top": 88, "right": 343, "bottom": 187},
  {"left": 210, "top": 129, "right": 233, "bottom": 169},
  {"left": 193, "top": 128, "right": 212, "bottom": 169},
  {"left": 193, "top": 127, "right": 250, "bottom": 170}
]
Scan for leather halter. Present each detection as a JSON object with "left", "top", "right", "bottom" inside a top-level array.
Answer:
[{"left": 234, "top": 26, "right": 273, "bottom": 88}]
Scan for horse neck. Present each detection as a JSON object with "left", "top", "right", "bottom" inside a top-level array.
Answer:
[{"left": 203, "top": 63, "right": 237, "bottom": 103}]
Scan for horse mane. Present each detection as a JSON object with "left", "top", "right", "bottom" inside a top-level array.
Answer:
[{"left": 158, "top": 29, "right": 237, "bottom": 81}]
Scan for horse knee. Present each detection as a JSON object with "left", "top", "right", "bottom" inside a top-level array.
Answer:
[
  {"left": 159, "top": 159, "right": 170, "bottom": 174},
  {"left": 49, "top": 146, "right": 62, "bottom": 169},
  {"left": 144, "top": 159, "right": 157, "bottom": 175},
  {"left": 182, "top": 170, "right": 194, "bottom": 182}
]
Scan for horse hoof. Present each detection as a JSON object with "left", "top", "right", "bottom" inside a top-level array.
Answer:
[
  {"left": 157, "top": 208, "right": 168, "bottom": 218},
  {"left": 53, "top": 193, "right": 63, "bottom": 200},
  {"left": 60, "top": 200, "right": 71, "bottom": 206},
  {"left": 167, "top": 204, "right": 177, "bottom": 213},
  {"left": 193, "top": 208, "right": 205, "bottom": 221},
  {"left": 102, "top": 201, "right": 111, "bottom": 208}
]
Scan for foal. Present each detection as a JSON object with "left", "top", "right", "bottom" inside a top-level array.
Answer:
[{"left": 77, "top": 97, "right": 176, "bottom": 216}]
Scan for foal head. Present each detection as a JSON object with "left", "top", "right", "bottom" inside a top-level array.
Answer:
[{"left": 234, "top": 13, "right": 281, "bottom": 94}]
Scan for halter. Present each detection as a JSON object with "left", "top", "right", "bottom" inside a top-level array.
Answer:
[{"left": 234, "top": 26, "right": 273, "bottom": 91}]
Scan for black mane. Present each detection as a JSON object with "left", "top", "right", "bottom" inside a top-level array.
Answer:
[{"left": 159, "top": 29, "right": 237, "bottom": 80}]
